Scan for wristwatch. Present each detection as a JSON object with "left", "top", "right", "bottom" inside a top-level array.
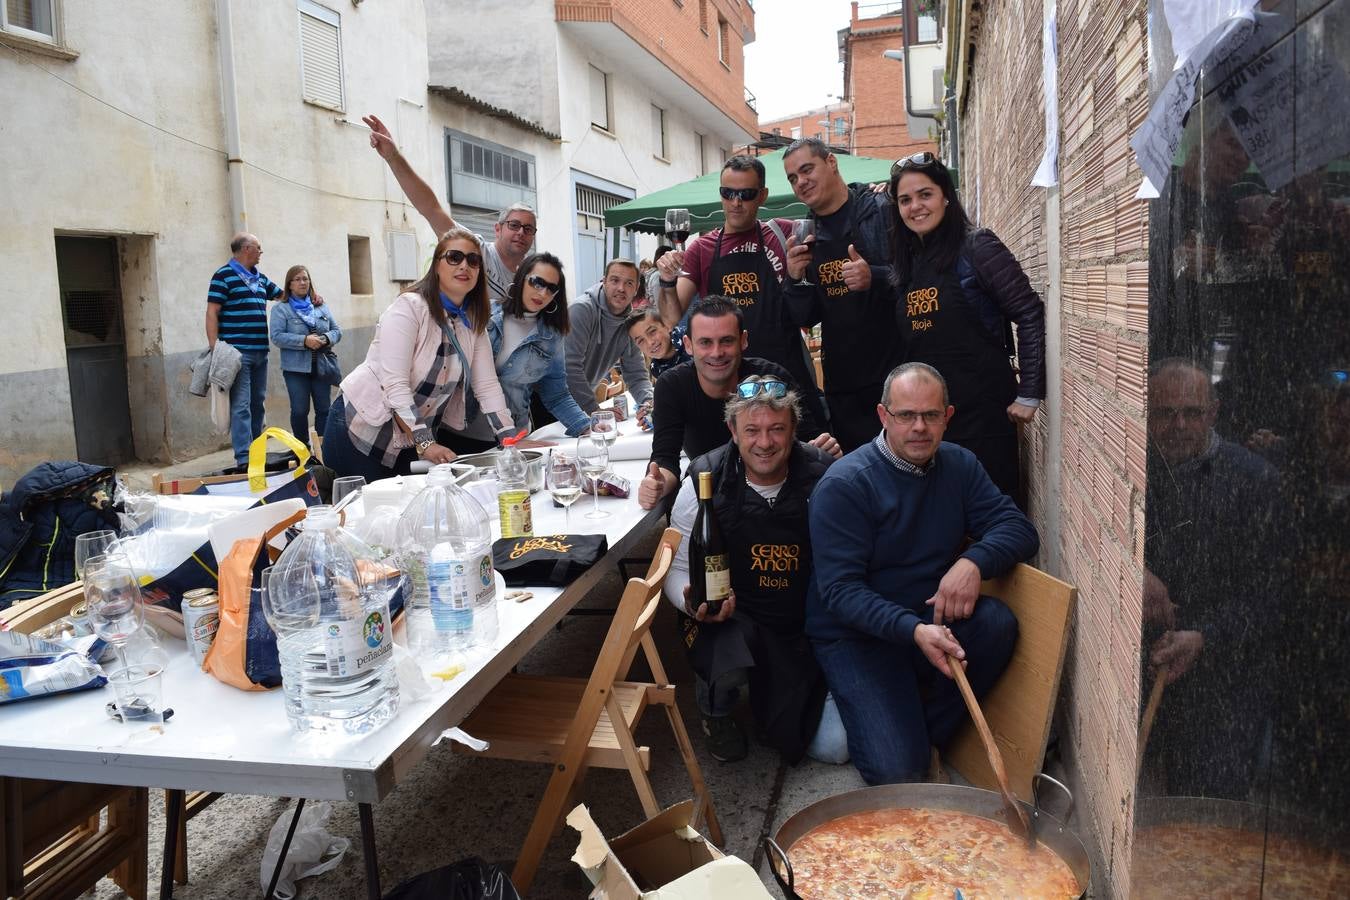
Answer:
[{"left": 415, "top": 438, "right": 434, "bottom": 456}]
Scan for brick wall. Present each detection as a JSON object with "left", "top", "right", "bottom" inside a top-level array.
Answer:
[
  {"left": 843, "top": 8, "right": 936, "bottom": 159},
  {"left": 557, "top": 0, "right": 757, "bottom": 135},
  {"left": 960, "top": 0, "right": 1150, "bottom": 895},
  {"left": 760, "top": 103, "right": 852, "bottom": 146}
]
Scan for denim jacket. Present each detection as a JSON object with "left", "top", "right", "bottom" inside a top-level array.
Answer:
[
  {"left": 476, "top": 303, "right": 591, "bottom": 436},
  {"left": 269, "top": 301, "right": 341, "bottom": 373}
]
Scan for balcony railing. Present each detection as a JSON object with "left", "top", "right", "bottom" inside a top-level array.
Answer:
[{"left": 744, "top": 86, "right": 757, "bottom": 112}]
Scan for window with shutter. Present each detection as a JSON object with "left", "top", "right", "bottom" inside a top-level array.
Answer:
[
  {"left": 2, "top": 0, "right": 56, "bottom": 41},
  {"left": 298, "top": 0, "right": 343, "bottom": 111}
]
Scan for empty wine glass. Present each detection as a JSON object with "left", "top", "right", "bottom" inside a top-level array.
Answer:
[
  {"left": 792, "top": 219, "right": 816, "bottom": 286},
  {"left": 546, "top": 452, "right": 583, "bottom": 532},
  {"left": 84, "top": 552, "right": 145, "bottom": 667},
  {"left": 331, "top": 475, "right": 366, "bottom": 510},
  {"left": 74, "top": 529, "right": 119, "bottom": 582},
  {"left": 664, "top": 208, "right": 691, "bottom": 251},
  {"left": 589, "top": 409, "right": 618, "bottom": 446},
  {"left": 575, "top": 437, "right": 610, "bottom": 520}
]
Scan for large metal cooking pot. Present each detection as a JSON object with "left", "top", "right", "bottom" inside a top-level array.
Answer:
[
  {"left": 453, "top": 449, "right": 547, "bottom": 493},
  {"left": 764, "top": 774, "right": 1091, "bottom": 899}
]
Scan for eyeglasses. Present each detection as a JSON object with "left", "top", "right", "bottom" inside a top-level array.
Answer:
[
  {"left": 719, "top": 186, "right": 760, "bottom": 202},
  {"left": 526, "top": 273, "right": 559, "bottom": 296},
  {"left": 441, "top": 250, "right": 483, "bottom": 268},
  {"left": 502, "top": 220, "right": 537, "bottom": 236},
  {"left": 736, "top": 377, "right": 788, "bottom": 399},
  {"left": 1153, "top": 406, "right": 1209, "bottom": 423},
  {"left": 883, "top": 407, "right": 945, "bottom": 425},
  {"left": 890, "top": 151, "right": 940, "bottom": 178}
]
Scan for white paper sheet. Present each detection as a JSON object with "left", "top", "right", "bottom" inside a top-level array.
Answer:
[{"left": 1032, "top": 5, "right": 1060, "bottom": 188}]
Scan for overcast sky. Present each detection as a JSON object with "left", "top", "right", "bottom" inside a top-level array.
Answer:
[{"left": 745, "top": 0, "right": 896, "bottom": 121}]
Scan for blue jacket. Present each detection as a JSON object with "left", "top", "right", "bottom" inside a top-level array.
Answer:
[
  {"left": 485, "top": 303, "right": 591, "bottom": 437},
  {"left": 269, "top": 300, "right": 341, "bottom": 373}
]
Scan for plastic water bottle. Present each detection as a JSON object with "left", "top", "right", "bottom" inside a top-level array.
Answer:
[
  {"left": 496, "top": 432, "right": 533, "bottom": 539},
  {"left": 265, "top": 505, "right": 400, "bottom": 736},
  {"left": 398, "top": 464, "right": 498, "bottom": 660}
]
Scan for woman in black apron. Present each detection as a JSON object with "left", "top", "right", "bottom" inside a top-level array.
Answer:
[{"left": 887, "top": 154, "right": 1047, "bottom": 503}]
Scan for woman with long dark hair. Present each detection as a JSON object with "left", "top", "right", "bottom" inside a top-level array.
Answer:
[
  {"left": 888, "top": 153, "right": 1046, "bottom": 502},
  {"left": 443, "top": 251, "right": 591, "bottom": 450},
  {"left": 270, "top": 265, "right": 341, "bottom": 447},
  {"left": 322, "top": 227, "right": 514, "bottom": 479}
]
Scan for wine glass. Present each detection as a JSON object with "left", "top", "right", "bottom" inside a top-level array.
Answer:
[
  {"left": 575, "top": 437, "right": 610, "bottom": 520},
  {"left": 792, "top": 219, "right": 816, "bottom": 286},
  {"left": 664, "top": 208, "right": 691, "bottom": 251},
  {"left": 75, "top": 529, "right": 119, "bottom": 582},
  {"left": 331, "top": 475, "right": 366, "bottom": 510},
  {"left": 589, "top": 409, "right": 618, "bottom": 447},
  {"left": 84, "top": 552, "right": 145, "bottom": 667},
  {"left": 546, "top": 452, "right": 583, "bottom": 532}
]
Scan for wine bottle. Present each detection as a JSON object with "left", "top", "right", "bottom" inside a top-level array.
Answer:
[{"left": 689, "top": 471, "right": 730, "bottom": 616}]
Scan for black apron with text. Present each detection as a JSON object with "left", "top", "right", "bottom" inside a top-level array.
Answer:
[
  {"left": 682, "top": 458, "right": 826, "bottom": 761},
  {"left": 900, "top": 249, "right": 1017, "bottom": 442},
  {"left": 707, "top": 226, "right": 826, "bottom": 425}
]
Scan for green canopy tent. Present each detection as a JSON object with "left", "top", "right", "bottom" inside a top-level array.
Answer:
[{"left": 602, "top": 148, "right": 897, "bottom": 236}]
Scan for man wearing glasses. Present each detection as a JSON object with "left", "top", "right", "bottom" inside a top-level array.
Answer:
[
  {"left": 807, "top": 363, "right": 1037, "bottom": 785},
  {"left": 663, "top": 378, "right": 847, "bottom": 763},
  {"left": 638, "top": 297, "right": 840, "bottom": 510},
  {"left": 363, "top": 114, "right": 536, "bottom": 301},
  {"left": 782, "top": 138, "right": 905, "bottom": 453},
  {"left": 655, "top": 155, "right": 827, "bottom": 429}
]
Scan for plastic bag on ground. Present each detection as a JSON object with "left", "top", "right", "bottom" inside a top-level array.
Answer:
[
  {"left": 258, "top": 800, "right": 350, "bottom": 900},
  {"left": 382, "top": 857, "right": 521, "bottom": 900}
]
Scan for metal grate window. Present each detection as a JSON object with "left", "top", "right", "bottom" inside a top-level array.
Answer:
[
  {"left": 459, "top": 139, "right": 532, "bottom": 188},
  {"left": 64, "top": 290, "right": 121, "bottom": 344},
  {"left": 575, "top": 185, "right": 625, "bottom": 219},
  {"left": 298, "top": 1, "right": 343, "bottom": 111}
]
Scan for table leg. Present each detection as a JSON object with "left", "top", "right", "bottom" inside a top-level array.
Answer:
[
  {"left": 263, "top": 798, "right": 306, "bottom": 900},
  {"left": 359, "top": 802, "right": 381, "bottom": 900},
  {"left": 159, "top": 788, "right": 183, "bottom": 900}
]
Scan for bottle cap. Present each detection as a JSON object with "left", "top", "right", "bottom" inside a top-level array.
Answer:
[{"left": 501, "top": 429, "right": 529, "bottom": 447}]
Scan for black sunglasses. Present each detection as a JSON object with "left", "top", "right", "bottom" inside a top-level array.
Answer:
[
  {"left": 890, "top": 151, "right": 940, "bottom": 178},
  {"left": 526, "top": 273, "right": 560, "bottom": 296},
  {"left": 441, "top": 250, "right": 483, "bottom": 268},
  {"left": 736, "top": 377, "right": 788, "bottom": 399},
  {"left": 719, "top": 186, "right": 760, "bottom": 202}
]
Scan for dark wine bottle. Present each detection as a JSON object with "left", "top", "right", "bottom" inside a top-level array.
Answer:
[{"left": 689, "top": 471, "right": 730, "bottom": 616}]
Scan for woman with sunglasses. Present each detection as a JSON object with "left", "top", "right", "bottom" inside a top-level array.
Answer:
[
  {"left": 444, "top": 251, "right": 591, "bottom": 449},
  {"left": 322, "top": 227, "right": 514, "bottom": 479},
  {"left": 888, "top": 153, "right": 1046, "bottom": 503}
]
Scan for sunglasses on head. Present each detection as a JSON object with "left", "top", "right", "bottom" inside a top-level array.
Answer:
[
  {"left": 719, "top": 186, "right": 760, "bottom": 202},
  {"left": 526, "top": 273, "right": 560, "bottom": 296},
  {"left": 890, "top": 151, "right": 940, "bottom": 178},
  {"left": 736, "top": 376, "right": 788, "bottom": 400},
  {"left": 441, "top": 250, "right": 483, "bottom": 268}
]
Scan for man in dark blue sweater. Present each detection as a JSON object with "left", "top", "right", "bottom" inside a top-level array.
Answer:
[{"left": 807, "top": 362, "right": 1038, "bottom": 784}]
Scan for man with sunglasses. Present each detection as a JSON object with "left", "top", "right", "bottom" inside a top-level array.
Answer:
[
  {"left": 362, "top": 114, "right": 536, "bottom": 301},
  {"left": 663, "top": 378, "right": 847, "bottom": 763},
  {"left": 806, "top": 363, "right": 1037, "bottom": 785},
  {"left": 655, "top": 156, "right": 828, "bottom": 429},
  {"left": 781, "top": 137, "right": 905, "bottom": 453},
  {"left": 638, "top": 297, "right": 839, "bottom": 510}
]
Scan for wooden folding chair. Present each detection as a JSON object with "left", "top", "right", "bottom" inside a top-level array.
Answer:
[{"left": 455, "top": 527, "right": 720, "bottom": 895}]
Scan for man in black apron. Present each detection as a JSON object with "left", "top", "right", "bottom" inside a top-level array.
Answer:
[
  {"left": 656, "top": 155, "right": 828, "bottom": 429},
  {"left": 782, "top": 138, "right": 904, "bottom": 452},
  {"left": 666, "top": 379, "right": 845, "bottom": 764}
]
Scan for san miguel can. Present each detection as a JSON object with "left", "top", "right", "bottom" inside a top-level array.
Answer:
[{"left": 182, "top": 588, "right": 220, "bottom": 667}]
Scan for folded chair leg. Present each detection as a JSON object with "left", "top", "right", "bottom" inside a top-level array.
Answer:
[
  {"left": 511, "top": 761, "right": 582, "bottom": 896},
  {"left": 660, "top": 694, "right": 723, "bottom": 846},
  {"left": 607, "top": 693, "right": 661, "bottom": 820},
  {"left": 553, "top": 765, "right": 591, "bottom": 839}
]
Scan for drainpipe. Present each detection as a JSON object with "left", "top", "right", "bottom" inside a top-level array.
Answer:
[
  {"left": 216, "top": 0, "right": 246, "bottom": 234},
  {"left": 882, "top": 48, "right": 940, "bottom": 140}
]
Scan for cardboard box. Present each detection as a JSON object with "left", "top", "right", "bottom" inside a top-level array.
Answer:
[{"left": 569, "top": 800, "right": 773, "bottom": 900}]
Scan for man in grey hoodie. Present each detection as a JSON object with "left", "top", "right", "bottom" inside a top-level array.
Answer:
[{"left": 564, "top": 259, "right": 655, "bottom": 419}]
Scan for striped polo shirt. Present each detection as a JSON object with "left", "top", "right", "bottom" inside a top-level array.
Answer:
[{"left": 208, "top": 263, "right": 280, "bottom": 351}]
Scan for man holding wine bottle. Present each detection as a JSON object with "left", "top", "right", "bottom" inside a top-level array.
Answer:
[
  {"left": 781, "top": 137, "right": 905, "bottom": 453},
  {"left": 664, "top": 378, "right": 846, "bottom": 764},
  {"left": 637, "top": 297, "right": 840, "bottom": 510},
  {"left": 655, "top": 156, "right": 828, "bottom": 429}
]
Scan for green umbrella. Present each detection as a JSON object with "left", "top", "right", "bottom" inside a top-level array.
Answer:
[{"left": 603, "top": 148, "right": 898, "bottom": 235}]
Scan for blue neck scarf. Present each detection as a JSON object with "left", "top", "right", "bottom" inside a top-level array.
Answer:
[
  {"left": 227, "top": 259, "right": 263, "bottom": 294},
  {"left": 288, "top": 294, "right": 318, "bottom": 329},
  {"left": 439, "top": 292, "right": 472, "bottom": 331}
]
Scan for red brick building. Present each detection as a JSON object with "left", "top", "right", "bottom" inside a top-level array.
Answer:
[
  {"left": 842, "top": 1, "right": 937, "bottom": 159},
  {"left": 759, "top": 102, "right": 852, "bottom": 148}
]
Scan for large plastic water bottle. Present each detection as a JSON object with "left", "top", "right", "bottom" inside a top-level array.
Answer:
[
  {"left": 397, "top": 464, "right": 498, "bottom": 660},
  {"left": 265, "top": 505, "right": 400, "bottom": 736}
]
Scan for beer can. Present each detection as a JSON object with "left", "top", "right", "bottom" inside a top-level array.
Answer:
[
  {"left": 182, "top": 589, "right": 220, "bottom": 667},
  {"left": 612, "top": 394, "right": 629, "bottom": 420},
  {"left": 67, "top": 601, "right": 93, "bottom": 637}
]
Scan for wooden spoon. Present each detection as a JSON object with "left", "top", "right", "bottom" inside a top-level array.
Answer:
[{"left": 947, "top": 653, "right": 1033, "bottom": 842}]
